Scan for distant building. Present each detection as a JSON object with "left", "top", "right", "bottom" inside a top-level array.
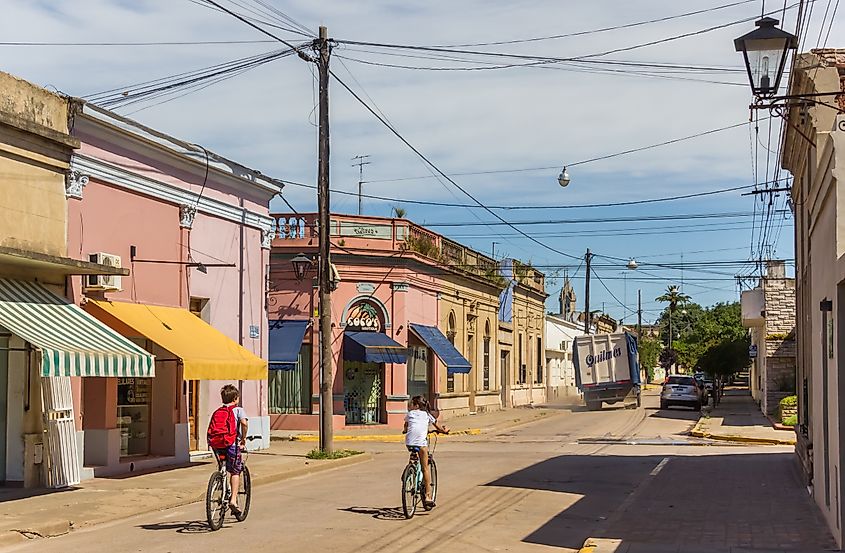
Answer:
[
  {"left": 545, "top": 314, "right": 584, "bottom": 400},
  {"left": 741, "top": 260, "right": 796, "bottom": 416}
]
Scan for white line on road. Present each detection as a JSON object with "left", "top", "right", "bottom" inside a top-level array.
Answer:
[{"left": 650, "top": 457, "right": 670, "bottom": 476}]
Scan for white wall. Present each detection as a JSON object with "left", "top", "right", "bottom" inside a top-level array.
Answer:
[{"left": 545, "top": 315, "right": 585, "bottom": 398}]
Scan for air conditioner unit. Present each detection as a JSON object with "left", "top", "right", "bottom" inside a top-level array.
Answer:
[{"left": 86, "top": 253, "right": 122, "bottom": 291}]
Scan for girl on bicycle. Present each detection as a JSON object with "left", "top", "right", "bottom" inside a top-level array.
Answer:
[{"left": 404, "top": 396, "right": 448, "bottom": 509}]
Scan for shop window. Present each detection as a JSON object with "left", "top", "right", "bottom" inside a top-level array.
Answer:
[
  {"left": 269, "top": 344, "right": 312, "bottom": 414},
  {"left": 117, "top": 378, "right": 152, "bottom": 457}
]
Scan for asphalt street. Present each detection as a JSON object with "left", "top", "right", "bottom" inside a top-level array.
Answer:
[{"left": 6, "top": 393, "right": 834, "bottom": 553}]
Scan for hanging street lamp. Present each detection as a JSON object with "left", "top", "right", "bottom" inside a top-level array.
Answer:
[
  {"left": 291, "top": 253, "right": 313, "bottom": 282},
  {"left": 558, "top": 166, "right": 571, "bottom": 187},
  {"left": 734, "top": 17, "right": 798, "bottom": 98}
]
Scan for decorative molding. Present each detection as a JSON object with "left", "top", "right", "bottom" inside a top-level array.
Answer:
[
  {"left": 65, "top": 169, "right": 89, "bottom": 199},
  {"left": 261, "top": 228, "right": 274, "bottom": 249},
  {"left": 71, "top": 154, "right": 275, "bottom": 233},
  {"left": 179, "top": 204, "right": 197, "bottom": 229},
  {"left": 391, "top": 282, "right": 409, "bottom": 292}
]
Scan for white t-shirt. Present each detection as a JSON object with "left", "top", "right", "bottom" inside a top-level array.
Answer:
[
  {"left": 405, "top": 409, "right": 436, "bottom": 447},
  {"left": 227, "top": 405, "right": 248, "bottom": 441}
]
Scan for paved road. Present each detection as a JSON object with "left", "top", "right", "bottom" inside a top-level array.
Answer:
[{"left": 7, "top": 393, "right": 834, "bottom": 553}]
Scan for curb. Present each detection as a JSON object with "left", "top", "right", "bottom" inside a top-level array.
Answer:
[
  {"left": 0, "top": 452, "right": 372, "bottom": 549},
  {"left": 691, "top": 415, "right": 796, "bottom": 445},
  {"left": 579, "top": 537, "right": 622, "bottom": 552},
  {"left": 286, "top": 429, "right": 481, "bottom": 442}
]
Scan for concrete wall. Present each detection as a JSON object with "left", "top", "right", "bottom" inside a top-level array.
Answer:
[
  {"left": 509, "top": 285, "right": 547, "bottom": 407},
  {"left": 545, "top": 315, "right": 584, "bottom": 400},
  {"left": 782, "top": 50, "right": 845, "bottom": 548},
  {"left": 0, "top": 72, "right": 75, "bottom": 259}
]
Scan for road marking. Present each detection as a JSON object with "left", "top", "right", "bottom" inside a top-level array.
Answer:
[{"left": 650, "top": 457, "right": 670, "bottom": 476}]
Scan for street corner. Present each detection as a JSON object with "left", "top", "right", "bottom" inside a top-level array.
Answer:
[{"left": 579, "top": 537, "right": 623, "bottom": 553}]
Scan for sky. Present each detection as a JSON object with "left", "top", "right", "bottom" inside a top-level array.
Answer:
[{"left": 3, "top": 0, "right": 833, "bottom": 324}]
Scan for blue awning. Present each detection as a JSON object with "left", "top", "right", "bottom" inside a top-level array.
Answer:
[
  {"left": 409, "top": 323, "right": 472, "bottom": 374},
  {"left": 269, "top": 319, "right": 309, "bottom": 370},
  {"left": 344, "top": 331, "right": 407, "bottom": 364}
]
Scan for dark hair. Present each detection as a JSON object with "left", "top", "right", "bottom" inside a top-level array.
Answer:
[
  {"left": 221, "top": 384, "right": 239, "bottom": 404},
  {"left": 411, "top": 395, "right": 429, "bottom": 410}
]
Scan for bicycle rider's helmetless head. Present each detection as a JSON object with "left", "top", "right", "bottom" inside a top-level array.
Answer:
[
  {"left": 410, "top": 395, "right": 429, "bottom": 411},
  {"left": 221, "top": 384, "right": 239, "bottom": 405}
]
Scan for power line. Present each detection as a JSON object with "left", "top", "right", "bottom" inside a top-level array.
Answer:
[
  {"left": 421, "top": 211, "right": 767, "bottom": 228},
  {"left": 432, "top": 0, "right": 758, "bottom": 47},
  {"left": 362, "top": 120, "right": 770, "bottom": 184}
]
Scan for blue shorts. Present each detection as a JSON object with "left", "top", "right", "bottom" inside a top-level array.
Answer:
[{"left": 213, "top": 444, "right": 243, "bottom": 475}]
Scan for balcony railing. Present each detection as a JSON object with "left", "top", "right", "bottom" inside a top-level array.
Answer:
[{"left": 269, "top": 213, "right": 543, "bottom": 291}]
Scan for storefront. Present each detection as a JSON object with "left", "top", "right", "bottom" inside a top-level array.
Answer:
[
  {"left": 267, "top": 320, "right": 311, "bottom": 416},
  {"left": 82, "top": 299, "right": 266, "bottom": 475},
  {"left": 0, "top": 279, "right": 155, "bottom": 488},
  {"left": 407, "top": 323, "right": 471, "bottom": 409}
]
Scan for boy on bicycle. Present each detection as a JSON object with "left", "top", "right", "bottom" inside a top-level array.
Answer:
[
  {"left": 207, "top": 384, "right": 249, "bottom": 515},
  {"left": 404, "top": 395, "right": 448, "bottom": 509}
]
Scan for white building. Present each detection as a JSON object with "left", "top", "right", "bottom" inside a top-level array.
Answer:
[{"left": 545, "top": 314, "right": 585, "bottom": 400}]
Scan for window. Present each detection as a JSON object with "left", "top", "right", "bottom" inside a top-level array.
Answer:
[
  {"left": 447, "top": 312, "right": 456, "bottom": 393},
  {"left": 483, "top": 321, "right": 491, "bottom": 391},
  {"left": 518, "top": 333, "right": 525, "bottom": 384},
  {"left": 269, "top": 344, "right": 312, "bottom": 414},
  {"left": 536, "top": 336, "right": 543, "bottom": 384}
]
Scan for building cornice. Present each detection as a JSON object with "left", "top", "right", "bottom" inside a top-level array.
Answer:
[{"left": 71, "top": 153, "right": 275, "bottom": 232}]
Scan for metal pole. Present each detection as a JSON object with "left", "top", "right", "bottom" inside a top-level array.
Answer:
[
  {"left": 584, "top": 248, "right": 592, "bottom": 334},
  {"left": 317, "top": 26, "right": 334, "bottom": 454},
  {"left": 637, "top": 289, "right": 642, "bottom": 340}
]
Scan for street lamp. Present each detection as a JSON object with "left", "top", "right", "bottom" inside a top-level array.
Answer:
[
  {"left": 734, "top": 17, "right": 798, "bottom": 97},
  {"left": 558, "top": 167, "right": 571, "bottom": 187},
  {"left": 291, "top": 253, "right": 313, "bottom": 282},
  {"left": 626, "top": 258, "right": 638, "bottom": 271}
]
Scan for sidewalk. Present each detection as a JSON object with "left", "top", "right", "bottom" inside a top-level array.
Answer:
[
  {"left": 691, "top": 388, "right": 796, "bottom": 445},
  {"left": 271, "top": 402, "right": 569, "bottom": 442},
  {"left": 0, "top": 441, "right": 369, "bottom": 549}
]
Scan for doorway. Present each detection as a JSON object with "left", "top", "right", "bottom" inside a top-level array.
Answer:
[
  {"left": 344, "top": 361, "right": 383, "bottom": 425},
  {"left": 0, "top": 334, "right": 7, "bottom": 482},
  {"left": 500, "top": 350, "right": 510, "bottom": 408},
  {"left": 187, "top": 380, "right": 200, "bottom": 451},
  {"left": 407, "top": 344, "right": 431, "bottom": 402}
]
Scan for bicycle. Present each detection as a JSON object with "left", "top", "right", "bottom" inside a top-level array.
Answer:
[
  {"left": 206, "top": 435, "right": 259, "bottom": 531},
  {"left": 401, "top": 431, "right": 444, "bottom": 519}
]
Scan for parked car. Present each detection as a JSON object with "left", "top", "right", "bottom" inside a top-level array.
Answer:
[
  {"left": 692, "top": 372, "right": 709, "bottom": 405},
  {"left": 660, "top": 375, "right": 702, "bottom": 410}
]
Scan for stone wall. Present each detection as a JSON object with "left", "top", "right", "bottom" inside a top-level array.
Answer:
[{"left": 762, "top": 275, "right": 797, "bottom": 416}]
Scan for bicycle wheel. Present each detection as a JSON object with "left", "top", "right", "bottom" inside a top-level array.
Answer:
[
  {"left": 428, "top": 457, "right": 438, "bottom": 504},
  {"left": 235, "top": 465, "right": 251, "bottom": 522},
  {"left": 401, "top": 464, "right": 417, "bottom": 519},
  {"left": 206, "top": 471, "right": 226, "bottom": 531}
]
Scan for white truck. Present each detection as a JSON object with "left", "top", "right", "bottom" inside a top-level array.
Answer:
[{"left": 573, "top": 332, "right": 641, "bottom": 411}]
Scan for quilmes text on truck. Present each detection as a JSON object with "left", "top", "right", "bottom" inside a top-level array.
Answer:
[{"left": 573, "top": 332, "right": 641, "bottom": 411}]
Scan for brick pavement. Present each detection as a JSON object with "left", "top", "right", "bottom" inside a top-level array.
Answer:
[{"left": 589, "top": 451, "right": 836, "bottom": 552}]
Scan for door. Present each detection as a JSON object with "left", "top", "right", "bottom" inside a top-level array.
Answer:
[
  {"left": 0, "top": 335, "right": 7, "bottom": 482},
  {"left": 500, "top": 350, "right": 510, "bottom": 408},
  {"left": 407, "top": 346, "right": 430, "bottom": 402},
  {"left": 344, "top": 361, "right": 383, "bottom": 425},
  {"left": 41, "top": 376, "right": 81, "bottom": 488},
  {"left": 187, "top": 380, "right": 199, "bottom": 451}
]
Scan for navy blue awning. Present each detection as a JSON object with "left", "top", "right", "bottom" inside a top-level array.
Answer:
[
  {"left": 269, "top": 319, "right": 309, "bottom": 370},
  {"left": 409, "top": 323, "right": 471, "bottom": 374},
  {"left": 344, "top": 331, "right": 407, "bottom": 364}
]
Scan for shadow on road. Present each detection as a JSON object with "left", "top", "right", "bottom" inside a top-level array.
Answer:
[
  {"left": 485, "top": 452, "right": 835, "bottom": 551},
  {"left": 137, "top": 520, "right": 211, "bottom": 534},
  {"left": 644, "top": 406, "right": 701, "bottom": 420},
  {"left": 339, "top": 506, "right": 408, "bottom": 521}
]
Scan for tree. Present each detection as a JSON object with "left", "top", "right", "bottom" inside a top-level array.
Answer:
[
  {"left": 655, "top": 285, "right": 691, "bottom": 371},
  {"left": 659, "top": 348, "right": 678, "bottom": 370},
  {"left": 392, "top": 206, "right": 407, "bottom": 218},
  {"left": 638, "top": 335, "right": 661, "bottom": 382}
]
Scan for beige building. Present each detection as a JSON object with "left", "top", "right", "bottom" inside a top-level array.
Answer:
[
  {"left": 499, "top": 260, "right": 548, "bottom": 407},
  {"left": 741, "top": 260, "right": 796, "bottom": 416},
  {"left": 782, "top": 49, "right": 845, "bottom": 546}
]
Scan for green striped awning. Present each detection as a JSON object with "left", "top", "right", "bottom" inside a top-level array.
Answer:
[{"left": 0, "top": 279, "right": 155, "bottom": 377}]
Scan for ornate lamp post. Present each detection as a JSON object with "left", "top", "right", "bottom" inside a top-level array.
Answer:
[{"left": 291, "top": 253, "right": 313, "bottom": 282}]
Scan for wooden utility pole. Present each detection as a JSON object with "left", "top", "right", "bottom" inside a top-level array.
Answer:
[
  {"left": 637, "top": 289, "right": 642, "bottom": 340},
  {"left": 583, "top": 248, "right": 592, "bottom": 334},
  {"left": 317, "top": 26, "right": 334, "bottom": 454}
]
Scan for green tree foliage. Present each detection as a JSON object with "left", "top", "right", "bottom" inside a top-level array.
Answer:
[
  {"left": 638, "top": 336, "right": 661, "bottom": 380},
  {"left": 653, "top": 298, "right": 750, "bottom": 377},
  {"left": 659, "top": 348, "right": 678, "bottom": 369}
]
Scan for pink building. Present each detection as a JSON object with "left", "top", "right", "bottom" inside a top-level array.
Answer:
[
  {"left": 65, "top": 103, "right": 279, "bottom": 477},
  {"left": 268, "top": 213, "right": 510, "bottom": 430}
]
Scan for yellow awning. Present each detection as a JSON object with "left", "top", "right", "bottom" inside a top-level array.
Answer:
[{"left": 86, "top": 300, "right": 266, "bottom": 380}]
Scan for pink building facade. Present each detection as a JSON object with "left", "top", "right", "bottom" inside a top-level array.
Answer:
[
  {"left": 64, "top": 103, "right": 279, "bottom": 477},
  {"left": 267, "top": 213, "right": 530, "bottom": 430}
]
